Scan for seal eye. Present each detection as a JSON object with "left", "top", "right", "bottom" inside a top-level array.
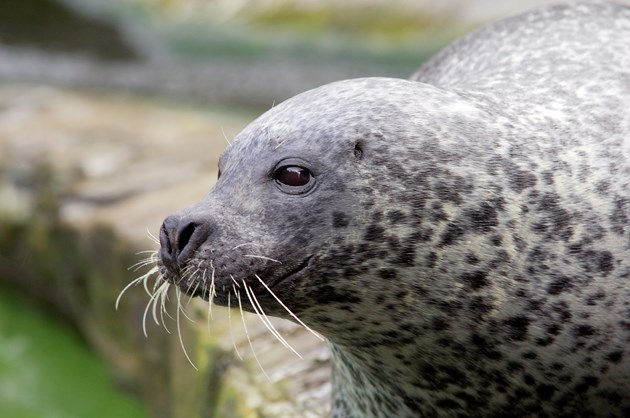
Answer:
[{"left": 274, "top": 166, "right": 312, "bottom": 187}]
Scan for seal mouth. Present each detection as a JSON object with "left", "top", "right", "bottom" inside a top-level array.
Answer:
[
  {"left": 169, "top": 255, "right": 313, "bottom": 303},
  {"left": 267, "top": 256, "right": 313, "bottom": 290}
]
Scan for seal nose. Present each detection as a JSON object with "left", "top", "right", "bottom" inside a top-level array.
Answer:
[{"left": 159, "top": 214, "right": 210, "bottom": 272}]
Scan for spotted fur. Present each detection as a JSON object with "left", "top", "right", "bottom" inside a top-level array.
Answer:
[{"left": 158, "top": 2, "right": 630, "bottom": 417}]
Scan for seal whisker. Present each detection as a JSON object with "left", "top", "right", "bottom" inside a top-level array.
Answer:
[
  {"left": 230, "top": 275, "right": 241, "bottom": 288},
  {"left": 185, "top": 280, "right": 201, "bottom": 308},
  {"left": 128, "top": 258, "right": 156, "bottom": 272},
  {"left": 180, "top": 264, "right": 195, "bottom": 281},
  {"left": 115, "top": 276, "right": 145, "bottom": 310},
  {"left": 156, "top": 282, "right": 172, "bottom": 333},
  {"left": 142, "top": 286, "right": 164, "bottom": 337},
  {"left": 175, "top": 287, "right": 198, "bottom": 370},
  {"left": 243, "top": 254, "right": 282, "bottom": 264},
  {"left": 184, "top": 264, "right": 202, "bottom": 304},
  {"left": 151, "top": 274, "right": 165, "bottom": 294},
  {"left": 220, "top": 126, "right": 232, "bottom": 146},
  {"left": 207, "top": 262, "right": 217, "bottom": 322},
  {"left": 244, "top": 282, "right": 302, "bottom": 359},
  {"left": 115, "top": 265, "right": 159, "bottom": 310},
  {"left": 202, "top": 269, "right": 214, "bottom": 331},
  {"left": 128, "top": 250, "right": 158, "bottom": 270},
  {"left": 227, "top": 292, "right": 244, "bottom": 361},
  {"left": 146, "top": 228, "right": 160, "bottom": 245},
  {"left": 151, "top": 282, "right": 172, "bottom": 333},
  {"left": 135, "top": 249, "right": 159, "bottom": 256},
  {"left": 235, "top": 284, "right": 270, "bottom": 381},
  {"left": 177, "top": 298, "right": 196, "bottom": 323},
  {"left": 255, "top": 274, "right": 324, "bottom": 341},
  {"left": 232, "top": 243, "right": 261, "bottom": 250},
  {"left": 209, "top": 262, "right": 217, "bottom": 299}
]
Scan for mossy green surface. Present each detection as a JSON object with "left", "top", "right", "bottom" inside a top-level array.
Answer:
[{"left": 0, "top": 285, "right": 147, "bottom": 418}]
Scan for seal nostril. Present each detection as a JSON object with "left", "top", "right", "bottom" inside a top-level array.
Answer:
[
  {"left": 159, "top": 216, "right": 180, "bottom": 271},
  {"left": 178, "top": 223, "right": 197, "bottom": 253},
  {"left": 175, "top": 220, "right": 212, "bottom": 266},
  {"left": 160, "top": 217, "right": 212, "bottom": 271}
]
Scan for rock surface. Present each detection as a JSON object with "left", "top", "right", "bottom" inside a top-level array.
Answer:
[{"left": 0, "top": 83, "right": 330, "bottom": 417}]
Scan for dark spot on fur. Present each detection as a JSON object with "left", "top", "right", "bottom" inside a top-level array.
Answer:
[
  {"left": 508, "top": 167, "right": 537, "bottom": 193},
  {"left": 440, "top": 222, "right": 466, "bottom": 246},
  {"left": 582, "top": 250, "right": 615, "bottom": 275},
  {"left": 547, "top": 275, "right": 573, "bottom": 295},
  {"left": 436, "top": 398, "right": 461, "bottom": 409},
  {"left": 314, "top": 285, "right": 361, "bottom": 305},
  {"left": 537, "top": 384, "right": 557, "bottom": 400},
  {"left": 504, "top": 316, "right": 530, "bottom": 341},
  {"left": 469, "top": 296, "right": 493, "bottom": 318},
  {"left": 533, "top": 193, "right": 574, "bottom": 240},
  {"left": 432, "top": 317, "right": 450, "bottom": 331},
  {"left": 573, "top": 324, "right": 597, "bottom": 337},
  {"left": 542, "top": 170, "right": 554, "bottom": 186},
  {"left": 606, "top": 351, "right": 623, "bottom": 363},
  {"left": 364, "top": 224, "right": 385, "bottom": 241},
  {"left": 522, "top": 351, "right": 537, "bottom": 360},
  {"left": 585, "top": 291, "right": 607, "bottom": 306},
  {"left": 507, "top": 361, "right": 523, "bottom": 372},
  {"left": 460, "top": 270, "right": 489, "bottom": 290},
  {"left": 523, "top": 373, "right": 536, "bottom": 386},
  {"left": 378, "top": 268, "right": 398, "bottom": 280},
  {"left": 464, "top": 202, "right": 499, "bottom": 233},
  {"left": 387, "top": 209, "right": 406, "bottom": 224},
  {"left": 610, "top": 197, "right": 629, "bottom": 235},
  {"left": 491, "top": 235, "right": 503, "bottom": 246},
  {"left": 471, "top": 335, "right": 502, "bottom": 359},
  {"left": 394, "top": 246, "right": 416, "bottom": 266},
  {"left": 575, "top": 376, "right": 599, "bottom": 394},
  {"left": 332, "top": 211, "right": 349, "bottom": 228},
  {"left": 425, "top": 252, "right": 437, "bottom": 268},
  {"left": 536, "top": 336, "right": 554, "bottom": 346},
  {"left": 551, "top": 363, "right": 564, "bottom": 371},
  {"left": 465, "top": 253, "right": 480, "bottom": 265}
]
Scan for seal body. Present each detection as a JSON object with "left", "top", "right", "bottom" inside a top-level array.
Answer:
[{"left": 157, "top": 2, "right": 630, "bottom": 417}]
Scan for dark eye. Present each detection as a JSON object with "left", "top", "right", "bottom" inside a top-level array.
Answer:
[{"left": 274, "top": 166, "right": 312, "bottom": 187}]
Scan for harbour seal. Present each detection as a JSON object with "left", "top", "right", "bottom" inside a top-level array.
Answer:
[{"left": 155, "top": 2, "right": 630, "bottom": 417}]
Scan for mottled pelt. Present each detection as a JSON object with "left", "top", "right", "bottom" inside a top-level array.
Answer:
[{"left": 156, "top": 2, "right": 630, "bottom": 417}]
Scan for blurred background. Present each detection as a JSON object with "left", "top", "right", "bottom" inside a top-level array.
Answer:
[{"left": 0, "top": 0, "right": 620, "bottom": 417}]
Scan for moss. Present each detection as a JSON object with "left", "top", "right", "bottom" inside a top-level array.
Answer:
[
  {"left": 0, "top": 158, "right": 253, "bottom": 418},
  {"left": 249, "top": 2, "right": 441, "bottom": 42}
]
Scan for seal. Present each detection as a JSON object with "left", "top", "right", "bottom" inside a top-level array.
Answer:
[{"left": 154, "top": 2, "right": 630, "bottom": 417}]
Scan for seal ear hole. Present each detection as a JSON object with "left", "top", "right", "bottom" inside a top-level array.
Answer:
[{"left": 354, "top": 142, "right": 364, "bottom": 160}]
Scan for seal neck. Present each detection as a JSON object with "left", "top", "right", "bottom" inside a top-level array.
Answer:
[{"left": 329, "top": 342, "right": 430, "bottom": 418}]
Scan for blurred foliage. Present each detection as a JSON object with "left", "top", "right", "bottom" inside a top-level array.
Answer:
[
  {"left": 111, "top": 0, "right": 462, "bottom": 70},
  {"left": 0, "top": 0, "right": 139, "bottom": 60},
  {"left": 247, "top": 1, "right": 442, "bottom": 42},
  {"left": 122, "top": 0, "right": 452, "bottom": 41},
  {"left": 0, "top": 162, "right": 243, "bottom": 418}
]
